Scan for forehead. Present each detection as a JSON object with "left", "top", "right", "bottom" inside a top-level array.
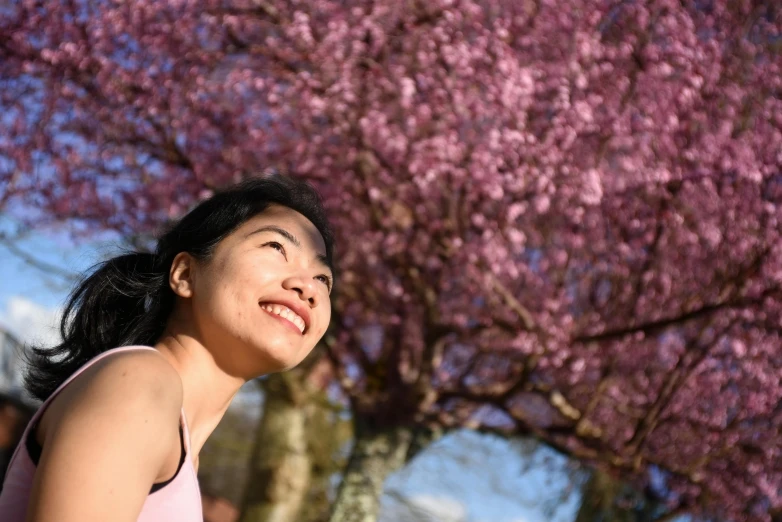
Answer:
[{"left": 238, "top": 205, "right": 327, "bottom": 252}]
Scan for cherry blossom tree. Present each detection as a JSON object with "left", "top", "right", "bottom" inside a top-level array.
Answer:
[{"left": 1, "top": 1, "right": 781, "bottom": 521}]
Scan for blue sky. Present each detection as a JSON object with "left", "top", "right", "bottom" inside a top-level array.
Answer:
[
  {"left": 0, "top": 214, "right": 113, "bottom": 344},
  {"left": 380, "top": 431, "right": 584, "bottom": 522}
]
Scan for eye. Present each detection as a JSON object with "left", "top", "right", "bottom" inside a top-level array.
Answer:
[
  {"left": 263, "top": 241, "right": 287, "bottom": 259},
  {"left": 315, "top": 274, "right": 333, "bottom": 291}
]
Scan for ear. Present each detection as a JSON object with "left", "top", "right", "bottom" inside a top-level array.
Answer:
[{"left": 169, "top": 252, "right": 196, "bottom": 298}]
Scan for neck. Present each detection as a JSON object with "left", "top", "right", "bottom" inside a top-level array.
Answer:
[{"left": 153, "top": 333, "right": 246, "bottom": 457}]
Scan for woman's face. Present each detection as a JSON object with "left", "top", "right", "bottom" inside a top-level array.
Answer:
[{"left": 179, "top": 205, "right": 333, "bottom": 376}]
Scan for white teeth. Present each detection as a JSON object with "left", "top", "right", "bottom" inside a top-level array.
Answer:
[{"left": 261, "top": 304, "right": 305, "bottom": 333}]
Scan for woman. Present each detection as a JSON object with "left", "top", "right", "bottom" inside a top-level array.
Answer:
[{"left": 0, "top": 175, "right": 335, "bottom": 521}]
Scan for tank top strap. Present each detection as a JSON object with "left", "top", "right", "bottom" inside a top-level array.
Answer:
[
  {"left": 179, "top": 407, "right": 192, "bottom": 454},
  {"left": 6, "top": 346, "right": 162, "bottom": 477},
  {"left": 25, "top": 346, "right": 160, "bottom": 428}
]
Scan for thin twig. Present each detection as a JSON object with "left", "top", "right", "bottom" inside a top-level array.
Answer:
[{"left": 0, "top": 233, "right": 79, "bottom": 283}]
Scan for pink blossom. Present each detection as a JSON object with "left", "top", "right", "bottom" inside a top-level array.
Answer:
[{"left": 1, "top": 1, "right": 780, "bottom": 519}]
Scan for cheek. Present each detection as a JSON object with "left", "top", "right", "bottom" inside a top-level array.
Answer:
[
  {"left": 220, "top": 257, "right": 267, "bottom": 299},
  {"left": 198, "top": 265, "right": 258, "bottom": 321},
  {"left": 315, "top": 303, "right": 332, "bottom": 337}
]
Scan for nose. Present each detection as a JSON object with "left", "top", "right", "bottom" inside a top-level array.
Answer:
[{"left": 282, "top": 275, "right": 319, "bottom": 306}]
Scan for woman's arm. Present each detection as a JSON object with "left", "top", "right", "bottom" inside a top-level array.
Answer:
[{"left": 26, "top": 350, "right": 184, "bottom": 522}]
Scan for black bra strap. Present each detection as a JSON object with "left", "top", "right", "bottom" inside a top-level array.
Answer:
[{"left": 25, "top": 423, "right": 187, "bottom": 494}]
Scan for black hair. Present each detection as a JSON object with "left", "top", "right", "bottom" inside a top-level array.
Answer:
[{"left": 24, "top": 175, "right": 335, "bottom": 402}]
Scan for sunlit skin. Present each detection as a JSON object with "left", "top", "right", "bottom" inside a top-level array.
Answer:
[
  {"left": 25, "top": 206, "right": 333, "bottom": 522},
  {"left": 154, "top": 204, "right": 333, "bottom": 458}
]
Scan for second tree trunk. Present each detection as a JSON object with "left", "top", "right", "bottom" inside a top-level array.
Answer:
[{"left": 328, "top": 422, "right": 414, "bottom": 522}]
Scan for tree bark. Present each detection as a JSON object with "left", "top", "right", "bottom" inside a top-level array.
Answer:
[
  {"left": 575, "top": 467, "right": 659, "bottom": 522},
  {"left": 299, "top": 389, "right": 353, "bottom": 522},
  {"left": 239, "top": 371, "right": 311, "bottom": 522},
  {"left": 328, "top": 422, "right": 414, "bottom": 522}
]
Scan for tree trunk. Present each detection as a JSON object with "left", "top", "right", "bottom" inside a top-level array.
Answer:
[
  {"left": 299, "top": 387, "right": 353, "bottom": 522},
  {"left": 328, "top": 422, "right": 414, "bottom": 522},
  {"left": 239, "top": 371, "right": 311, "bottom": 522},
  {"left": 575, "top": 467, "right": 658, "bottom": 522}
]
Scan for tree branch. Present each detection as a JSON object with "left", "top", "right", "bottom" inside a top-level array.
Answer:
[
  {"left": 0, "top": 232, "right": 79, "bottom": 283},
  {"left": 573, "top": 287, "right": 777, "bottom": 344}
]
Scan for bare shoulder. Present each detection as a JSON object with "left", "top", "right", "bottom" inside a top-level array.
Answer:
[
  {"left": 79, "top": 348, "right": 183, "bottom": 402},
  {"left": 41, "top": 349, "right": 183, "bottom": 441},
  {"left": 28, "top": 350, "right": 187, "bottom": 520}
]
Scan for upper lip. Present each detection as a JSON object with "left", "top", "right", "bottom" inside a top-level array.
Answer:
[{"left": 259, "top": 298, "right": 312, "bottom": 334}]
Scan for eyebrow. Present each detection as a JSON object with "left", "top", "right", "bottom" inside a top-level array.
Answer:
[{"left": 247, "top": 225, "right": 333, "bottom": 274}]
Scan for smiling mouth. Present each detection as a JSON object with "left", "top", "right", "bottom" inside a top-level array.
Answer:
[{"left": 260, "top": 303, "right": 306, "bottom": 335}]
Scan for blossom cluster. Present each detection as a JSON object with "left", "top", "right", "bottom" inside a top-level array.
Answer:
[{"left": 1, "top": 0, "right": 780, "bottom": 518}]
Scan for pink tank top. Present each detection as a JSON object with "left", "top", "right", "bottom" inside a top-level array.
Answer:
[{"left": 0, "top": 346, "right": 203, "bottom": 521}]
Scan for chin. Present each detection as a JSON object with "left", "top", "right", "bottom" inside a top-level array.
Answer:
[{"left": 256, "top": 344, "right": 310, "bottom": 373}]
